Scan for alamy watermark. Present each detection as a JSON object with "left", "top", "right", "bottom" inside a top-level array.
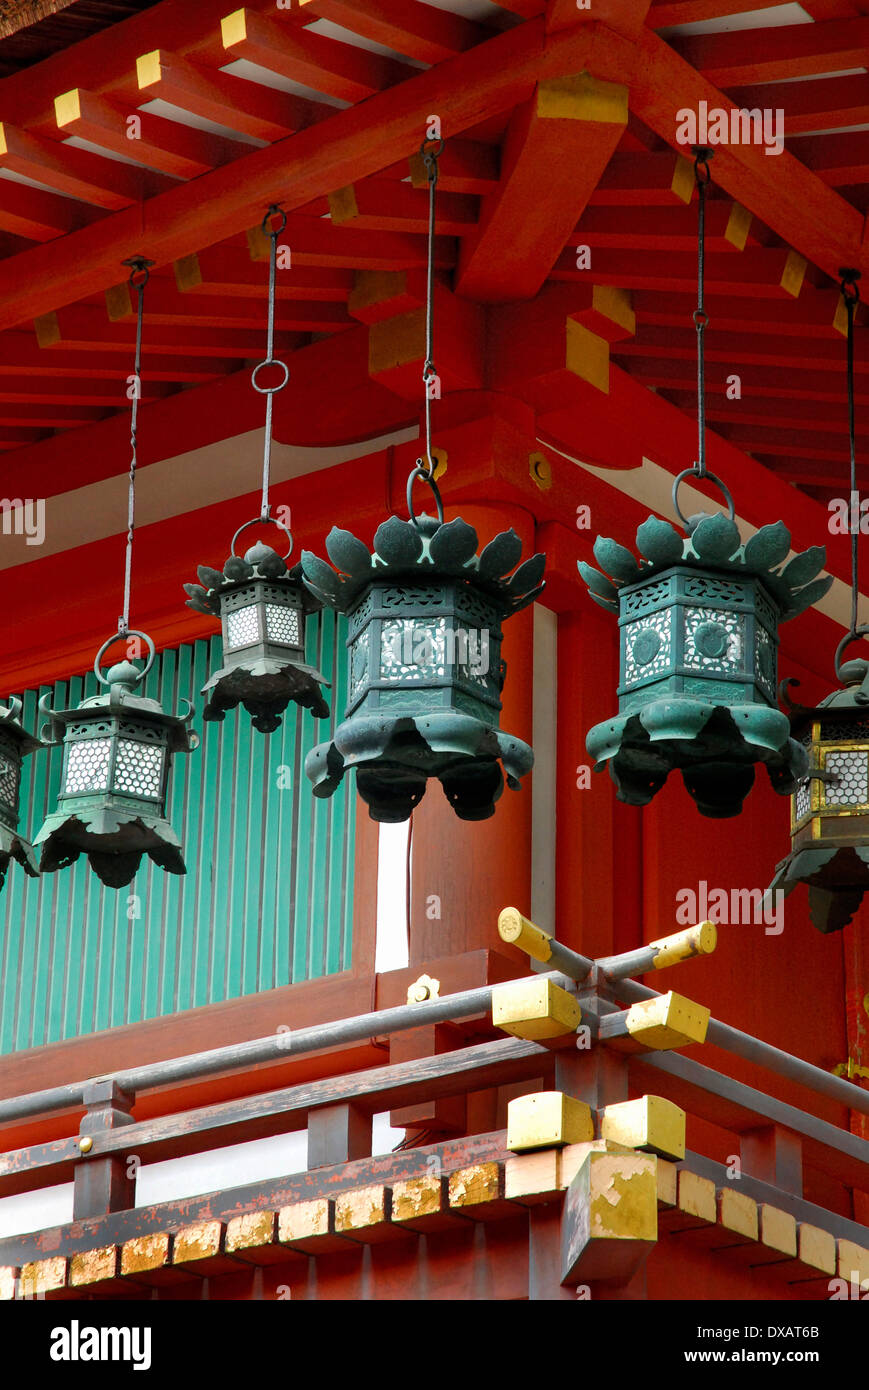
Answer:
[
  {"left": 676, "top": 880, "right": 784, "bottom": 936},
  {"left": 676, "top": 102, "right": 784, "bottom": 157},
  {"left": 0, "top": 497, "right": 45, "bottom": 546},
  {"left": 384, "top": 625, "right": 490, "bottom": 678}
]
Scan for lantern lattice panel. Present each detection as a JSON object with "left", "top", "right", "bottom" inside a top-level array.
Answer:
[
  {"left": 623, "top": 609, "right": 673, "bottom": 684},
  {"left": 114, "top": 741, "right": 163, "bottom": 798},
  {"left": 682, "top": 606, "right": 744, "bottom": 674},
  {"left": 380, "top": 618, "right": 447, "bottom": 680},
  {"left": 822, "top": 750, "right": 869, "bottom": 808},
  {"left": 794, "top": 779, "right": 812, "bottom": 821},
  {"left": 226, "top": 605, "right": 260, "bottom": 649},
  {"left": 0, "top": 739, "right": 20, "bottom": 809},
  {"left": 65, "top": 739, "right": 112, "bottom": 794},
  {"left": 265, "top": 604, "right": 300, "bottom": 645}
]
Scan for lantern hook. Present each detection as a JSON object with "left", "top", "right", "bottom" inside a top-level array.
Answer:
[
  {"left": 834, "top": 626, "right": 869, "bottom": 687},
  {"left": 407, "top": 460, "right": 445, "bottom": 527},
  {"left": 93, "top": 629, "right": 156, "bottom": 686},
  {"left": 671, "top": 468, "right": 735, "bottom": 528},
  {"left": 230, "top": 512, "right": 294, "bottom": 560}
]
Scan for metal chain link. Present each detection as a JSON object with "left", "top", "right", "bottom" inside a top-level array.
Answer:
[
  {"left": 119, "top": 255, "right": 153, "bottom": 637},
  {"left": 692, "top": 147, "right": 712, "bottom": 481},
  {"left": 251, "top": 205, "right": 289, "bottom": 523},
  {"left": 408, "top": 133, "right": 445, "bottom": 528},
  {"left": 841, "top": 268, "right": 862, "bottom": 645}
]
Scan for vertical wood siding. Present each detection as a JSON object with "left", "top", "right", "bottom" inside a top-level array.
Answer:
[{"left": 0, "top": 613, "right": 355, "bottom": 1053}]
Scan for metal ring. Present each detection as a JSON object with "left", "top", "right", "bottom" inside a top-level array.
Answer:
[
  {"left": 419, "top": 137, "right": 444, "bottom": 160},
  {"left": 834, "top": 627, "right": 869, "bottom": 682},
  {"left": 94, "top": 630, "right": 156, "bottom": 686},
  {"left": 122, "top": 255, "right": 154, "bottom": 289},
  {"left": 262, "top": 206, "right": 287, "bottom": 237},
  {"left": 693, "top": 309, "right": 709, "bottom": 329},
  {"left": 407, "top": 460, "right": 444, "bottom": 528},
  {"left": 250, "top": 358, "right": 289, "bottom": 394},
  {"left": 672, "top": 468, "right": 736, "bottom": 527},
  {"left": 230, "top": 514, "right": 294, "bottom": 559}
]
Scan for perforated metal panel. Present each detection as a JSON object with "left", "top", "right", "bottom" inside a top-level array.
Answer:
[{"left": 0, "top": 616, "right": 355, "bottom": 1054}]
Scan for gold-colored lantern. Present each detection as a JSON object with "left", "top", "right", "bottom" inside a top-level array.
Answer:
[{"left": 770, "top": 656, "right": 869, "bottom": 933}]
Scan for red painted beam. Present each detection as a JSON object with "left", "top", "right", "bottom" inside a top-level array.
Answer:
[
  {"left": 54, "top": 88, "right": 249, "bottom": 180},
  {"left": 672, "top": 15, "right": 869, "bottom": 86},
  {"left": 0, "top": 19, "right": 631, "bottom": 332},
  {"left": 0, "top": 122, "right": 167, "bottom": 209},
  {"left": 220, "top": 8, "right": 416, "bottom": 104},
  {"left": 294, "top": 0, "right": 490, "bottom": 64},
  {"left": 135, "top": 48, "right": 327, "bottom": 143},
  {"left": 456, "top": 75, "right": 628, "bottom": 301},
  {"left": 630, "top": 28, "right": 865, "bottom": 285}
]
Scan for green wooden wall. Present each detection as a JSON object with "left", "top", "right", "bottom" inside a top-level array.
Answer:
[{"left": 0, "top": 611, "right": 355, "bottom": 1054}]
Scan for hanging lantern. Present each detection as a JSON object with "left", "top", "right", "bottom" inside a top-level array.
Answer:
[
  {"left": 34, "top": 636, "right": 198, "bottom": 887},
  {"left": 767, "top": 268, "right": 869, "bottom": 932},
  {"left": 768, "top": 654, "right": 869, "bottom": 933},
  {"left": 184, "top": 206, "right": 329, "bottom": 731},
  {"left": 185, "top": 525, "right": 328, "bottom": 732},
  {"left": 578, "top": 148, "right": 831, "bottom": 817},
  {"left": 35, "top": 257, "right": 198, "bottom": 887},
  {"left": 300, "top": 512, "right": 543, "bottom": 822},
  {"left": 0, "top": 699, "right": 42, "bottom": 890},
  {"left": 579, "top": 508, "right": 830, "bottom": 816},
  {"left": 300, "top": 132, "right": 543, "bottom": 821}
]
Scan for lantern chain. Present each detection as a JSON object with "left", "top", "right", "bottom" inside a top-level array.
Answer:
[
  {"left": 408, "top": 132, "right": 445, "bottom": 529},
  {"left": 119, "top": 256, "right": 154, "bottom": 639},
  {"left": 251, "top": 206, "right": 290, "bottom": 526},
  {"left": 841, "top": 268, "right": 862, "bottom": 647},
  {"left": 693, "top": 148, "right": 711, "bottom": 482}
]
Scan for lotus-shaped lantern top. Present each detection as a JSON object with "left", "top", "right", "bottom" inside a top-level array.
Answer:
[
  {"left": 576, "top": 510, "right": 832, "bottom": 818},
  {"left": 579, "top": 514, "right": 832, "bottom": 620},
  {"left": 301, "top": 514, "right": 545, "bottom": 616},
  {"left": 184, "top": 540, "right": 320, "bottom": 618}
]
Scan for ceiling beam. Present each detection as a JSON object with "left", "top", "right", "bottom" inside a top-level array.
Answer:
[
  {"left": 220, "top": 8, "right": 415, "bottom": 103},
  {"left": 293, "top": 0, "right": 489, "bottom": 64},
  {"left": 552, "top": 245, "right": 809, "bottom": 296},
  {"left": 671, "top": 16, "right": 869, "bottom": 85},
  {"left": 731, "top": 73, "right": 869, "bottom": 135},
  {"left": 0, "top": 18, "right": 632, "bottom": 332},
  {"left": 630, "top": 27, "right": 866, "bottom": 285},
  {"left": 54, "top": 87, "right": 248, "bottom": 180},
  {"left": 135, "top": 48, "right": 327, "bottom": 142},
  {"left": 455, "top": 73, "right": 628, "bottom": 301},
  {"left": 0, "top": 122, "right": 166, "bottom": 209}
]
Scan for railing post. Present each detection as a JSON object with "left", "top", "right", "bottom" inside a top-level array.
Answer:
[
  {"left": 740, "top": 1124, "right": 803, "bottom": 1197},
  {"left": 307, "top": 1103, "right": 372, "bottom": 1169},
  {"left": 72, "top": 1080, "right": 136, "bottom": 1220}
]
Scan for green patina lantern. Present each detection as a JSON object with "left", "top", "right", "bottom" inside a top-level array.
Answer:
[
  {"left": 579, "top": 502, "right": 832, "bottom": 817},
  {"left": 768, "top": 653, "right": 869, "bottom": 933},
  {"left": 185, "top": 206, "right": 329, "bottom": 732},
  {"left": 185, "top": 523, "right": 329, "bottom": 733},
  {"left": 0, "top": 698, "right": 42, "bottom": 890},
  {"left": 577, "top": 150, "right": 834, "bottom": 817},
  {"left": 300, "top": 513, "right": 544, "bottom": 822},
  {"left": 34, "top": 634, "right": 198, "bottom": 887}
]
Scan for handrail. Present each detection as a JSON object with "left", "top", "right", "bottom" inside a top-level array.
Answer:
[{"left": 0, "top": 971, "right": 573, "bottom": 1128}]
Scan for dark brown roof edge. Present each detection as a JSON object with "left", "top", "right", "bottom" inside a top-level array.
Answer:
[{"left": 0, "top": 0, "right": 77, "bottom": 41}]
